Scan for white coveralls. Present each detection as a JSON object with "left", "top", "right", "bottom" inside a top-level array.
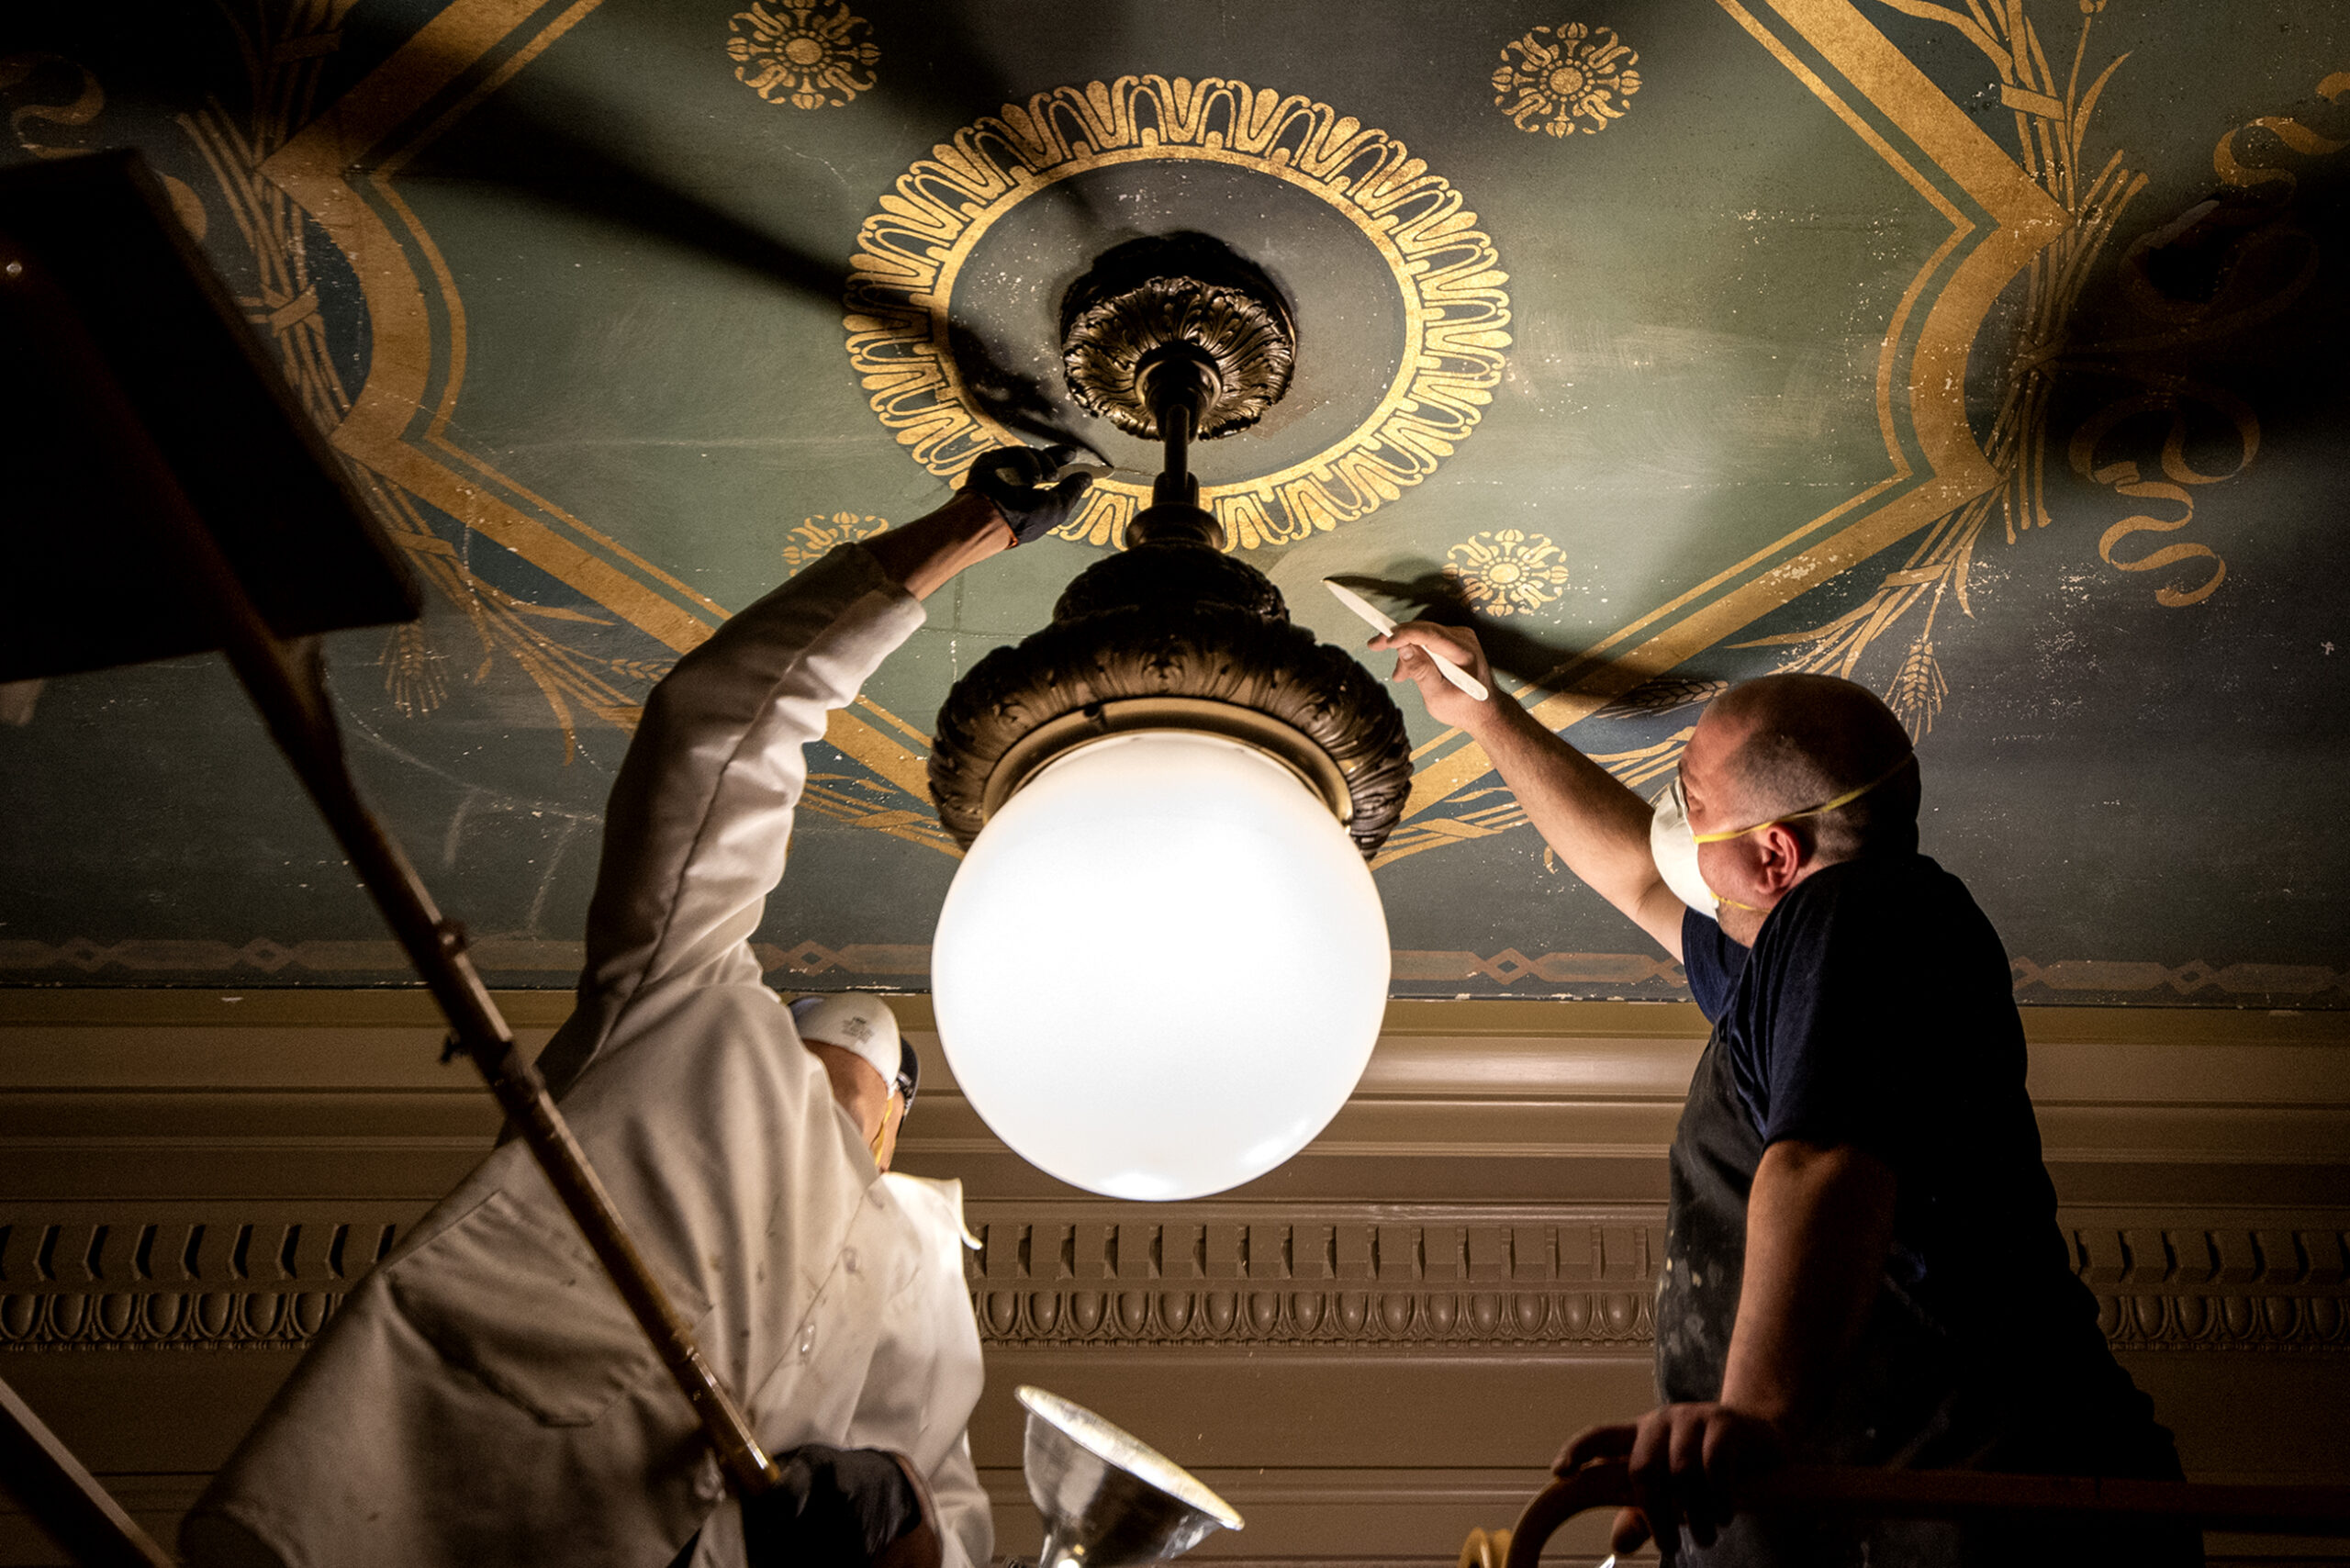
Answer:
[{"left": 184, "top": 544, "right": 990, "bottom": 1568}]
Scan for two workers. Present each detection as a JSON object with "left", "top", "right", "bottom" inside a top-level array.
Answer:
[{"left": 191, "top": 442, "right": 2185, "bottom": 1568}]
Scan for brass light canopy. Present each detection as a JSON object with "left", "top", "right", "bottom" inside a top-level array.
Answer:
[
  {"left": 1059, "top": 233, "right": 1297, "bottom": 447},
  {"left": 929, "top": 234, "right": 1412, "bottom": 857}
]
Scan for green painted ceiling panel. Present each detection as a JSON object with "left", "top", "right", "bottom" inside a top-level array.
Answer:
[{"left": 1, "top": 0, "right": 2344, "bottom": 1006}]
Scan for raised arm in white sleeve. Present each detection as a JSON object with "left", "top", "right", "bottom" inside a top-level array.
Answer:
[{"left": 535, "top": 543, "right": 924, "bottom": 1097}]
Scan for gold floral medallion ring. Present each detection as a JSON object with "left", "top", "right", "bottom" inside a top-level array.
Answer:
[{"left": 844, "top": 75, "right": 1512, "bottom": 550}]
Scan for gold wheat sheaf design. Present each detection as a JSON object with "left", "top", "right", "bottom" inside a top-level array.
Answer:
[{"left": 844, "top": 76, "right": 1513, "bottom": 550}]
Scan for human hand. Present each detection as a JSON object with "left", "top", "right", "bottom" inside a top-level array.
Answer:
[
  {"left": 1370, "top": 621, "right": 1500, "bottom": 734},
  {"left": 1556, "top": 1404, "right": 1784, "bottom": 1559},
  {"left": 965, "top": 442, "right": 1095, "bottom": 544},
  {"left": 742, "top": 1443, "right": 940, "bottom": 1568}
]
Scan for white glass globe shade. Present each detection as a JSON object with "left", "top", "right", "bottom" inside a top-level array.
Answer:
[{"left": 931, "top": 729, "right": 1390, "bottom": 1200}]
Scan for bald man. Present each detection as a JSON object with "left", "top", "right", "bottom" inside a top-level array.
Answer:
[{"left": 1377, "top": 626, "right": 2195, "bottom": 1568}]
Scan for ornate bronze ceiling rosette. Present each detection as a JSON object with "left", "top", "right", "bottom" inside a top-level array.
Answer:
[
  {"left": 1058, "top": 234, "right": 1297, "bottom": 441},
  {"left": 928, "top": 541, "right": 1413, "bottom": 857},
  {"left": 844, "top": 75, "right": 1511, "bottom": 550}
]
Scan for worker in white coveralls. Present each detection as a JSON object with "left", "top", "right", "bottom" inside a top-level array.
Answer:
[{"left": 182, "top": 448, "right": 1094, "bottom": 1568}]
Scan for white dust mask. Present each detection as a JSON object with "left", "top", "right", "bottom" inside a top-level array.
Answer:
[{"left": 1650, "top": 778, "right": 1721, "bottom": 915}]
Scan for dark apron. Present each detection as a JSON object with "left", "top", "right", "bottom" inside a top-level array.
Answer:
[{"left": 1655, "top": 1026, "right": 2200, "bottom": 1568}]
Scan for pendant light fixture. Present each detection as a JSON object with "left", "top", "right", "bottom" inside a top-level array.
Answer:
[{"left": 927, "top": 237, "right": 1413, "bottom": 1200}]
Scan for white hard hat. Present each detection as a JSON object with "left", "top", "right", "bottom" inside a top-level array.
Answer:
[{"left": 788, "top": 994, "right": 902, "bottom": 1097}]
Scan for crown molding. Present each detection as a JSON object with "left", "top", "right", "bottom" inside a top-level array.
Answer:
[{"left": 2, "top": 992, "right": 2344, "bottom": 1206}]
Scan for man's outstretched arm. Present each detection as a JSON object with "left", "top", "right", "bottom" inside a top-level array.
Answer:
[
  {"left": 540, "top": 470, "right": 1078, "bottom": 1094},
  {"left": 1375, "top": 622, "right": 1686, "bottom": 959}
]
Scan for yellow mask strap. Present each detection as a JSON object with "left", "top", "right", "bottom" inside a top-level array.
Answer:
[
  {"left": 868, "top": 1095, "right": 902, "bottom": 1167},
  {"left": 1689, "top": 754, "right": 1914, "bottom": 846}
]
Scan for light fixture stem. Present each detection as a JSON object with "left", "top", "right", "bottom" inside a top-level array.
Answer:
[
  {"left": 1143, "top": 343, "right": 1214, "bottom": 513},
  {"left": 1156, "top": 397, "right": 1195, "bottom": 509},
  {"left": 1127, "top": 342, "right": 1225, "bottom": 548}
]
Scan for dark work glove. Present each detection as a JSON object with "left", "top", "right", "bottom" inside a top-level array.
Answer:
[
  {"left": 741, "top": 1444, "right": 934, "bottom": 1568},
  {"left": 965, "top": 443, "right": 1093, "bottom": 543}
]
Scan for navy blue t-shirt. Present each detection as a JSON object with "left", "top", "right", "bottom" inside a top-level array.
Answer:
[{"left": 1681, "top": 854, "right": 2099, "bottom": 1358}]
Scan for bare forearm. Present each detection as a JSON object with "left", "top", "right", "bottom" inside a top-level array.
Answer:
[
  {"left": 1719, "top": 1140, "right": 1897, "bottom": 1425},
  {"left": 863, "top": 490, "right": 1013, "bottom": 599},
  {"left": 1466, "top": 696, "right": 1681, "bottom": 949}
]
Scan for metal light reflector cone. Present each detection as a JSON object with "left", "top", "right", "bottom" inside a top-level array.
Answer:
[{"left": 1018, "top": 1385, "right": 1242, "bottom": 1568}]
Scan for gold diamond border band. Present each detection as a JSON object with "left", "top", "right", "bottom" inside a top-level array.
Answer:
[{"left": 844, "top": 75, "right": 1514, "bottom": 550}]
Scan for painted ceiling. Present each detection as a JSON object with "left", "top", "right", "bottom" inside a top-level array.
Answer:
[{"left": 2, "top": 0, "right": 2345, "bottom": 1006}]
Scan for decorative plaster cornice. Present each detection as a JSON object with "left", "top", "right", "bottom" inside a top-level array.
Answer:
[
  {"left": 952, "top": 1208, "right": 2350, "bottom": 1353},
  {"left": 4, "top": 1204, "right": 2340, "bottom": 1357},
  {"left": 1, "top": 997, "right": 2344, "bottom": 1360},
  {"left": 0, "top": 1287, "right": 335, "bottom": 1350},
  {"left": 966, "top": 1285, "right": 1655, "bottom": 1350},
  {"left": 6, "top": 1281, "right": 2344, "bottom": 1357}
]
